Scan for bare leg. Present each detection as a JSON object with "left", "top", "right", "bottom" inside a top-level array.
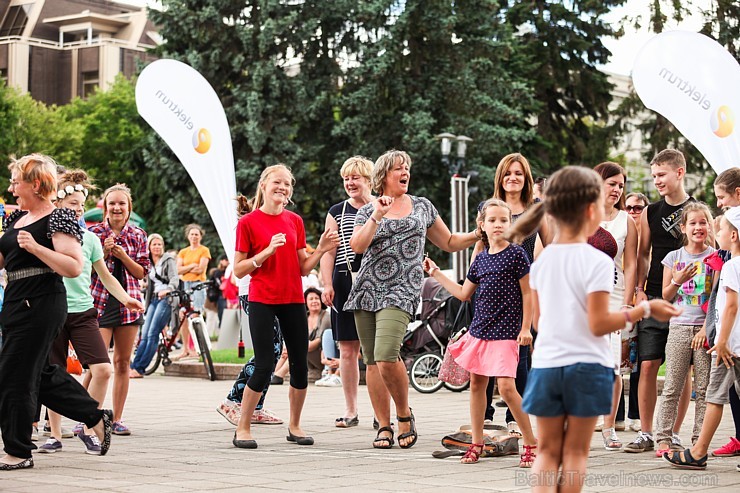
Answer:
[
  {"left": 690, "top": 402, "right": 724, "bottom": 458},
  {"left": 498, "top": 377, "right": 536, "bottom": 446},
  {"left": 365, "top": 364, "right": 392, "bottom": 444},
  {"left": 638, "top": 359, "right": 661, "bottom": 434},
  {"left": 288, "top": 386, "right": 308, "bottom": 436},
  {"left": 235, "top": 387, "right": 262, "bottom": 441},
  {"left": 464, "top": 373, "right": 488, "bottom": 463},
  {"left": 603, "top": 375, "right": 623, "bottom": 429},
  {"left": 109, "top": 326, "right": 138, "bottom": 422},
  {"left": 560, "top": 416, "right": 599, "bottom": 493},
  {"left": 532, "top": 416, "right": 566, "bottom": 493},
  {"left": 376, "top": 360, "right": 413, "bottom": 446},
  {"left": 338, "top": 341, "right": 360, "bottom": 418},
  {"left": 82, "top": 362, "right": 113, "bottom": 434}
]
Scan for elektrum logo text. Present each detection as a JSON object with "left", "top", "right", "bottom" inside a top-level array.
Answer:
[
  {"left": 657, "top": 67, "right": 711, "bottom": 111},
  {"left": 710, "top": 105, "right": 735, "bottom": 138},
  {"left": 193, "top": 128, "right": 212, "bottom": 154},
  {"left": 155, "top": 89, "right": 195, "bottom": 130}
]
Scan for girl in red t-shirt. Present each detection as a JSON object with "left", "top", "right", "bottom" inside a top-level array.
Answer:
[{"left": 232, "top": 164, "right": 338, "bottom": 449}]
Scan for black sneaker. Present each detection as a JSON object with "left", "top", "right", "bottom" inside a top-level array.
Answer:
[
  {"left": 77, "top": 433, "right": 102, "bottom": 455},
  {"left": 38, "top": 438, "right": 63, "bottom": 454}
]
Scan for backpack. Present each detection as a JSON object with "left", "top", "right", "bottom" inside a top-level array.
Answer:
[{"left": 207, "top": 270, "right": 223, "bottom": 302}]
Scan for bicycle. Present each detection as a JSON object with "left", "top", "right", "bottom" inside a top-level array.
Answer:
[{"left": 137, "top": 281, "right": 216, "bottom": 381}]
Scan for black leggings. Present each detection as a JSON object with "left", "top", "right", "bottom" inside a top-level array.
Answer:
[
  {"left": 247, "top": 302, "right": 308, "bottom": 392},
  {"left": 0, "top": 293, "right": 102, "bottom": 459}
]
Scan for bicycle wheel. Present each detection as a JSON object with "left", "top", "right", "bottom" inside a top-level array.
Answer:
[
  {"left": 409, "top": 352, "right": 444, "bottom": 394},
  {"left": 143, "top": 344, "right": 163, "bottom": 375},
  {"left": 193, "top": 320, "right": 216, "bottom": 381}
]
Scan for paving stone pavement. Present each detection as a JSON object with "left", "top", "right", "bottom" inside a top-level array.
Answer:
[{"left": 3, "top": 373, "right": 739, "bottom": 492}]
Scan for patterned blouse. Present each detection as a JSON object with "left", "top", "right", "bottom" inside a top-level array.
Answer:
[
  {"left": 89, "top": 220, "right": 150, "bottom": 324},
  {"left": 343, "top": 195, "right": 438, "bottom": 317}
]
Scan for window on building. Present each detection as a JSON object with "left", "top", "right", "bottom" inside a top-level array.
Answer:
[
  {"left": 0, "top": 4, "right": 33, "bottom": 37},
  {"left": 82, "top": 71, "right": 99, "bottom": 98}
]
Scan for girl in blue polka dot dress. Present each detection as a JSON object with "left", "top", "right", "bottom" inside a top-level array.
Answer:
[{"left": 423, "top": 198, "right": 537, "bottom": 466}]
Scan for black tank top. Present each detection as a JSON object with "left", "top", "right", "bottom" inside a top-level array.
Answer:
[{"left": 645, "top": 196, "right": 693, "bottom": 297}]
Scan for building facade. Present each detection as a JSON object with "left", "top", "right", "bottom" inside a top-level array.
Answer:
[{"left": 0, "top": 0, "right": 157, "bottom": 105}]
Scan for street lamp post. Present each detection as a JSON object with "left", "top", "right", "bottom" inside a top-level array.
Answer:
[{"left": 436, "top": 133, "right": 473, "bottom": 282}]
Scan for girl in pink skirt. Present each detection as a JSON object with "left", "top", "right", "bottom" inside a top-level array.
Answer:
[{"left": 423, "top": 198, "right": 536, "bottom": 466}]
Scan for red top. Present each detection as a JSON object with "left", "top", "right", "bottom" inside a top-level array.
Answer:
[{"left": 236, "top": 209, "right": 306, "bottom": 304}]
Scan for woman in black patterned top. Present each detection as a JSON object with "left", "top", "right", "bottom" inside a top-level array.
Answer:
[
  {"left": 319, "top": 156, "right": 374, "bottom": 429},
  {"left": 0, "top": 154, "right": 112, "bottom": 471},
  {"left": 344, "top": 150, "right": 479, "bottom": 450}
]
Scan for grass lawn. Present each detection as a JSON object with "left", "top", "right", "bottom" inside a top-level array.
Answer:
[{"left": 209, "top": 348, "right": 254, "bottom": 364}]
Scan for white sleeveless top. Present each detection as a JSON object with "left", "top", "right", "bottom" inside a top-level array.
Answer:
[{"left": 601, "top": 209, "right": 629, "bottom": 310}]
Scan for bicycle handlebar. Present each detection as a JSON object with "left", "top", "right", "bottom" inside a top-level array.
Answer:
[{"left": 165, "top": 280, "right": 214, "bottom": 301}]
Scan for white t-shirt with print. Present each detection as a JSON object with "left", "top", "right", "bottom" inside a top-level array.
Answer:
[
  {"left": 715, "top": 256, "right": 740, "bottom": 354},
  {"left": 530, "top": 243, "right": 615, "bottom": 369}
]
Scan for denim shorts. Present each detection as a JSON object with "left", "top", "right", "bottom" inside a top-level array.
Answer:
[{"left": 522, "top": 363, "right": 614, "bottom": 418}]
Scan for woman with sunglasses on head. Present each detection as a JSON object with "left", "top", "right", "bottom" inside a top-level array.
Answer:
[{"left": 618, "top": 192, "right": 651, "bottom": 433}]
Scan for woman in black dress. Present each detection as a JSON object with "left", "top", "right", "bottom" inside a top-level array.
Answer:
[{"left": 0, "top": 154, "right": 112, "bottom": 470}]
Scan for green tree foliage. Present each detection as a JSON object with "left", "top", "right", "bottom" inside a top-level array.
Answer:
[
  {"left": 499, "top": 0, "right": 627, "bottom": 172},
  {"left": 330, "top": 0, "right": 539, "bottom": 227},
  {"left": 147, "top": 0, "right": 538, "bottom": 258},
  {"left": 0, "top": 77, "right": 153, "bottom": 227}
]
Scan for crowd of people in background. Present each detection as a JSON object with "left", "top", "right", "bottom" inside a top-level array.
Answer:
[{"left": 0, "top": 148, "right": 738, "bottom": 491}]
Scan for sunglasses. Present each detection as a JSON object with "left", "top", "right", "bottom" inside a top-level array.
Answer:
[{"left": 626, "top": 205, "right": 645, "bottom": 213}]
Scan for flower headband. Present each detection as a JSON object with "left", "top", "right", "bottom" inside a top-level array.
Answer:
[{"left": 57, "top": 184, "right": 89, "bottom": 200}]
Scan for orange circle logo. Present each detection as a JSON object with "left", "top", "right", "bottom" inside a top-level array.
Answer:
[
  {"left": 193, "top": 128, "right": 212, "bottom": 153},
  {"left": 710, "top": 105, "right": 734, "bottom": 138}
]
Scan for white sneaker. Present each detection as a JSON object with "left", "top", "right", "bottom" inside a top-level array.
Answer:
[
  {"left": 324, "top": 375, "right": 342, "bottom": 387},
  {"left": 315, "top": 375, "right": 331, "bottom": 387},
  {"left": 594, "top": 421, "right": 604, "bottom": 432},
  {"left": 629, "top": 419, "right": 641, "bottom": 432}
]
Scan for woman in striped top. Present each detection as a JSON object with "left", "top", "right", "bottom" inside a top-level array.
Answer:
[{"left": 320, "top": 156, "right": 374, "bottom": 428}]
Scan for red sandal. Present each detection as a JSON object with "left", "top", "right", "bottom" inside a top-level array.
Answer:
[
  {"left": 519, "top": 444, "right": 537, "bottom": 468},
  {"left": 461, "top": 443, "right": 484, "bottom": 464}
]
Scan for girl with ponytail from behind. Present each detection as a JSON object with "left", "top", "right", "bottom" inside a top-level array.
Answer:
[{"left": 510, "top": 166, "right": 680, "bottom": 492}]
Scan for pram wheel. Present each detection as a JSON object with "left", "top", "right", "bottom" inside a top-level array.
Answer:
[{"left": 409, "top": 352, "right": 444, "bottom": 394}]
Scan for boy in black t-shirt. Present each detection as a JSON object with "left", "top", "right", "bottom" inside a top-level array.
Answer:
[{"left": 626, "top": 149, "right": 694, "bottom": 453}]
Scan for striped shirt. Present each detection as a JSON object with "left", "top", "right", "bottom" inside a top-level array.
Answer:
[{"left": 329, "top": 200, "right": 362, "bottom": 272}]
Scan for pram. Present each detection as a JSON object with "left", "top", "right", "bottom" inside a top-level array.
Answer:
[{"left": 401, "top": 276, "right": 472, "bottom": 393}]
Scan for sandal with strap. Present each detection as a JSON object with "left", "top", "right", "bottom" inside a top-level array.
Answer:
[
  {"left": 663, "top": 448, "right": 707, "bottom": 470},
  {"left": 373, "top": 426, "right": 394, "bottom": 449},
  {"left": 519, "top": 444, "right": 537, "bottom": 468},
  {"left": 602, "top": 428, "right": 622, "bottom": 451},
  {"left": 461, "top": 443, "right": 484, "bottom": 464},
  {"left": 397, "top": 409, "right": 418, "bottom": 449}
]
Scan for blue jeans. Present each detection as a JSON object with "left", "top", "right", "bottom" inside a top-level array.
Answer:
[
  {"left": 322, "top": 328, "right": 337, "bottom": 360},
  {"left": 131, "top": 296, "right": 171, "bottom": 374}
]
